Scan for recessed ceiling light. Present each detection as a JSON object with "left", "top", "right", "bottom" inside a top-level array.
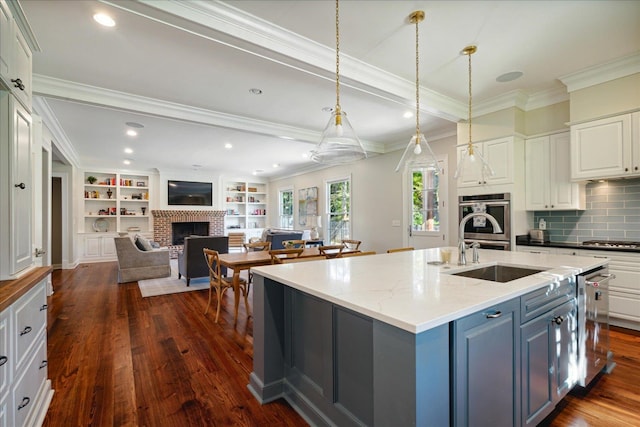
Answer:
[
  {"left": 302, "top": 153, "right": 309, "bottom": 158},
  {"left": 93, "top": 13, "right": 115, "bottom": 27},
  {"left": 403, "top": 111, "right": 413, "bottom": 119},
  {"left": 125, "top": 121, "right": 144, "bottom": 128},
  {"left": 126, "top": 129, "right": 137, "bottom": 137},
  {"left": 123, "top": 159, "right": 131, "bottom": 165},
  {"left": 249, "top": 88, "right": 263, "bottom": 95},
  {"left": 279, "top": 136, "right": 295, "bottom": 140},
  {"left": 272, "top": 163, "right": 280, "bottom": 168},
  {"left": 124, "top": 148, "right": 133, "bottom": 154},
  {"left": 224, "top": 143, "right": 233, "bottom": 149},
  {"left": 496, "top": 71, "right": 523, "bottom": 83}
]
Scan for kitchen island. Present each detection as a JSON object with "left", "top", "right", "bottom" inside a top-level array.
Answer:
[{"left": 248, "top": 248, "right": 607, "bottom": 427}]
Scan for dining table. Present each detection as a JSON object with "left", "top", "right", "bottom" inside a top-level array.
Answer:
[{"left": 217, "top": 247, "right": 359, "bottom": 324}]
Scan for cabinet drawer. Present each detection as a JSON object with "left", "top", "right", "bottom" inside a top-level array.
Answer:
[
  {"left": 521, "top": 277, "right": 575, "bottom": 324},
  {"left": 12, "top": 334, "right": 46, "bottom": 427},
  {"left": 13, "top": 281, "right": 46, "bottom": 372},
  {"left": 0, "top": 310, "right": 9, "bottom": 399}
]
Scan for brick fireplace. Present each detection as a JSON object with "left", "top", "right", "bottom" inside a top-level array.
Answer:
[{"left": 152, "top": 210, "right": 225, "bottom": 258}]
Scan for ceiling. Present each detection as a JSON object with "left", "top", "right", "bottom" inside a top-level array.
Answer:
[{"left": 19, "top": 0, "right": 640, "bottom": 179}]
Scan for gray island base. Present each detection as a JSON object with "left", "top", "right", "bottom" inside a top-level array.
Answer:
[{"left": 248, "top": 275, "right": 450, "bottom": 426}]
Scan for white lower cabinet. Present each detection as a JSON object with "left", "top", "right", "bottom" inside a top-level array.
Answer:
[
  {"left": 0, "top": 278, "right": 52, "bottom": 427},
  {"left": 80, "top": 233, "right": 117, "bottom": 262}
]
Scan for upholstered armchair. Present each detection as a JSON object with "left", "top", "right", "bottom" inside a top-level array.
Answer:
[
  {"left": 114, "top": 237, "right": 171, "bottom": 283},
  {"left": 178, "top": 236, "right": 228, "bottom": 285}
]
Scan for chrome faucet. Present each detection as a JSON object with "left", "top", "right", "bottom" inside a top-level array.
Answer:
[{"left": 458, "top": 212, "right": 503, "bottom": 265}]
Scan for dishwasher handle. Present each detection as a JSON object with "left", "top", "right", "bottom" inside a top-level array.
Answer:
[{"left": 585, "top": 273, "right": 616, "bottom": 288}]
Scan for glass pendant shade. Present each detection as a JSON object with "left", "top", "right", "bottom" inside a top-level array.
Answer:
[
  {"left": 311, "top": 109, "right": 367, "bottom": 164},
  {"left": 395, "top": 133, "right": 439, "bottom": 172},
  {"left": 453, "top": 143, "right": 495, "bottom": 179}
]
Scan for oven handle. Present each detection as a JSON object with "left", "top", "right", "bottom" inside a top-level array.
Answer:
[
  {"left": 585, "top": 273, "right": 616, "bottom": 287},
  {"left": 464, "top": 239, "right": 510, "bottom": 248},
  {"left": 459, "top": 201, "right": 510, "bottom": 208}
]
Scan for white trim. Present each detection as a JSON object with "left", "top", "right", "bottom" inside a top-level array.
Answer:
[{"left": 559, "top": 52, "right": 640, "bottom": 93}]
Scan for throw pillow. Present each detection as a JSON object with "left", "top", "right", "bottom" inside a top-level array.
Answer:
[{"left": 135, "top": 235, "right": 153, "bottom": 251}]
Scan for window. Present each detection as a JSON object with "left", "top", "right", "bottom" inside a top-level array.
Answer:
[
  {"left": 326, "top": 177, "right": 351, "bottom": 244},
  {"left": 278, "top": 188, "right": 293, "bottom": 229},
  {"left": 411, "top": 167, "right": 441, "bottom": 232}
]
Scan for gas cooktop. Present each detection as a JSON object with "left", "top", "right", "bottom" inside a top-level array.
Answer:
[{"left": 582, "top": 240, "right": 640, "bottom": 249}]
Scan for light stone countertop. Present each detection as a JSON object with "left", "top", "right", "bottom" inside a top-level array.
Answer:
[{"left": 251, "top": 247, "right": 608, "bottom": 333}]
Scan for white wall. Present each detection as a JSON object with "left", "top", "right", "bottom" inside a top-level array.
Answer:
[{"left": 267, "top": 134, "right": 459, "bottom": 254}]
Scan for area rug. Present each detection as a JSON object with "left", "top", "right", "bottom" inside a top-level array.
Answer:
[{"left": 138, "top": 260, "right": 209, "bottom": 297}]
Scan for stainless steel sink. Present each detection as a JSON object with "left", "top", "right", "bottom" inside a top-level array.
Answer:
[{"left": 452, "top": 264, "right": 545, "bottom": 283}]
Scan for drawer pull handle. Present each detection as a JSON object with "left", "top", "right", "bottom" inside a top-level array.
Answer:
[
  {"left": 39, "top": 360, "right": 48, "bottom": 369},
  {"left": 0, "top": 356, "right": 7, "bottom": 366},
  {"left": 40, "top": 304, "right": 48, "bottom": 311},
  {"left": 17, "top": 397, "right": 30, "bottom": 410},
  {"left": 552, "top": 315, "right": 564, "bottom": 325},
  {"left": 485, "top": 310, "right": 502, "bottom": 319},
  {"left": 20, "top": 326, "right": 32, "bottom": 336}
]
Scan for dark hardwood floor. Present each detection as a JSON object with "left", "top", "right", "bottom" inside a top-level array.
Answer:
[{"left": 42, "top": 262, "right": 639, "bottom": 426}]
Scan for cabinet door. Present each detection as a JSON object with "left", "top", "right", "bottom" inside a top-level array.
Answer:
[
  {"left": 571, "top": 115, "right": 631, "bottom": 180},
  {"left": 10, "top": 26, "right": 31, "bottom": 110},
  {"left": 11, "top": 98, "right": 32, "bottom": 274},
  {"left": 484, "top": 137, "right": 513, "bottom": 185},
  {"left": 0, "top": 0, "right": 11, "bottom": 78},
  {"left": 452, "top": 298, "right": 520, "bottom": 426},
  {"left": 550, "top": 132, "right": 582, "bottom": 209},
  {"left": 521, "top": 309, "right": 554, "bottom": 426},
  {"left": 525, "top": 136, "right": 550, "bottom": 210},
  {"left": 632, "top": 111, "right": 640, "bottom": 175}
]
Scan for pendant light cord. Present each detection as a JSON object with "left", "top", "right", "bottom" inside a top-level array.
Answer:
[
  {"left": 415, "top": 16, "right": 420, "bottom": 139},
  {"left": 468, "top": 50, "right": 472, "bottom": 146},
  {"left": 335, "top": 0, "right": 340, "bottom": 113}
]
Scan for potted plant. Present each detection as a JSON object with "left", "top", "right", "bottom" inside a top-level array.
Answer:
[{"left": 87, "top": 176, "right": 97, "bottom": 184}]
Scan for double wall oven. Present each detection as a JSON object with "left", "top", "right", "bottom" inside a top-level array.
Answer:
[{"left": 459, "top": 193, "right": 511, "bottom": 250}]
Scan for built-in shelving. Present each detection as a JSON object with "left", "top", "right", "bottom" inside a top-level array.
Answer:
[
  {"left": 224, "top": 181, "right": 267, "bottom": 240},
  {"left": 82, "top": 171, "right": 151, "bottom": 234}
]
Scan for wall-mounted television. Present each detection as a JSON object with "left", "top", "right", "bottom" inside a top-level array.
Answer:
[{"left": 167, "top": 180, "right": 212, "bottom": 206}]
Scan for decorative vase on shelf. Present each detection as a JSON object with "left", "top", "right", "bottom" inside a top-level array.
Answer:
[
  {"left": 107, "top": 188, "right": 113, "bottom": 199},
  {"left": 141, "top": 207, "right": 146, "bottom": 216}
]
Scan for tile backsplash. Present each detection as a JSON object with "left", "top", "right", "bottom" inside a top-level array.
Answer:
[{"left": 534, "top": 177, "right": 640, "bottom": 243}]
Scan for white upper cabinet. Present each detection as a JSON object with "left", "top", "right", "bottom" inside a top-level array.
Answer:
[
  {"left": 526, "top": 132, "right": 585, "bottom": 211},
  {"left": 570, "top": 112, "right": 640, "bottom": 180},
  {"left": 0, "top": 0, "right": 32, "bottom": 111},
  {"left": 456, "top": 136, "right": 516, "bottom": 188}
]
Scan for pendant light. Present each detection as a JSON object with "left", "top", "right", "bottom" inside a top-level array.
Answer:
[
  {"left": 454, "top": 45, "right": 494, "bottom": 180},
  {"left": 395, "top": 11, "right": 439, "bottom": 173},
  {"left": 310, "top": 0, "right": 367, "bottom": 164}
]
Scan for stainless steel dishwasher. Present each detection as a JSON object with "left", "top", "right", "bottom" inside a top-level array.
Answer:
[{"left": 577, "top": 266, "right": 616, "bottom": 387}]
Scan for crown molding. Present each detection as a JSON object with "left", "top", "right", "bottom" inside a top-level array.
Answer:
[
  {"left": 525, "top": 86, "right": 569, "bottom": 111},
  {"left": 559, "top": 52, "right": 640, "bottom": 93},
  {"left": 32, "top": 97, "right": 80, "bottom": 167}
]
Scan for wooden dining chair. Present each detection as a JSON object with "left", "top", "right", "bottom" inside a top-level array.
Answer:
[
  {"left": 282, "top": 239, "right": 306, "bottom": 249},
  {"left": 319, "top": 244, "right": 345, "bottom": 259},
  {"left": 270, "top": 248, "right": 304, "bottom": 264},
  {"left": 242, "top": 241, "right": 271, "bottom": 289},
  {"left": 341, "top": 250, "right": 376, "bottom": 257},
  {"left": 386, "top": 247, "right": 415, "bottom": 253},
  {"left": 203, "top": 248, "right": 248, "bottom": 323},
  {"left": 243, "top": 241, "right": 271, "bottom": 252},
  {"left": 341, "top": 239, "right": 362, "bottom": 250}
]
